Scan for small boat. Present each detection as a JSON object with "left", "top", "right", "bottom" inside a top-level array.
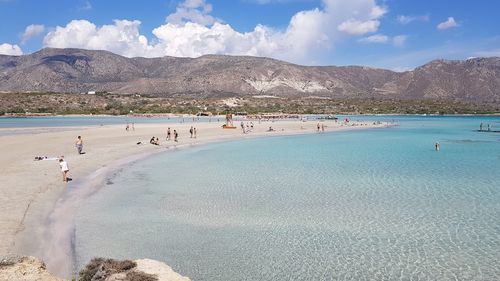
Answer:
[{"left": 222, "top": 124, "right": 237, "bottom": 129}]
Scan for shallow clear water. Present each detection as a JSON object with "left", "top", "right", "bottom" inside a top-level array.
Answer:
[
  {"left": 0, "top": 115, "right": 233, "bottom": 136},
  {"left": 0, "top": 116, "right": 218, "bottom": 128},
  {"left": 74, "top": 116, "right": 500, "bottom": 280}
]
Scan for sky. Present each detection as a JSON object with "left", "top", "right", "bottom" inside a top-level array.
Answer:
[{"left": 1, "top": 0, "right": 499, "bottom": 70}]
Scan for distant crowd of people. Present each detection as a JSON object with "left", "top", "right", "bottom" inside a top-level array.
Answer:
[{"left": 150, "top": 126, "right": 195, "bottom": 146}]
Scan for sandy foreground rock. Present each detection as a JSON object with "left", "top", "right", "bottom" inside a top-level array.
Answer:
[
  {"left": 133, "top": 259, "right": 190, "bottom": 281},
  {"left": 0, "top": 256, "right": 64, "bottom": 281},
  {"left": 0, "top": 256, "right": 190, "bottom": 281}
]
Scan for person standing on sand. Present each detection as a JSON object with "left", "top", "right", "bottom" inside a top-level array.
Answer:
[
  {"left": 75, "top": 136, "right": 84, "bottom": 154},
  {"left": 174, "top": 130, "right": 178, "bottom": 142},
  {"left": 194, "top": 127, "right": 197, "bottom": 138},
  {"left": 59, "top": 158, "right": 70, "bottom": 182},
  {"left": 126, "top": 123, "right": 129, "bottom": 132},
  {"left": 167, "top": 128, "right": 171, "bottom": 141},
  {"left": 189, "top": 126, "right": 193, "bottom": 138},
  {"left": 317, "top": 123, "right": 320, "bottom": 132},
  {"left": 321, "top": 124, "right": 325, "bottom": 132}
]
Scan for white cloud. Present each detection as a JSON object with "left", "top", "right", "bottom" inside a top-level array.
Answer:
[
  {"left": 338, "top": 19, "right": 380, "bottom": 35},
  {"left": 44, "top": 20, "right": 152, "bottom": 57},
  {"left": 392, "top": 35, "right": 407, "bottom": 47},
  {"left": 21, "top": 24, "right": 46, "bottom": 44},
  {"left": 397, "top": 15, "right": 415, "bottom": 24},
  {"left": 358, "top": 34, "right": 407, "bottom": 47},
  {"left": 0, "top": 43, "right": 23, "bottom": 55},
  {"left": 370, "top": 6, "right": 386, "bottom": 18},
  {"left": 166, "top": 0, "right": 217, "bottom": 26},
  {"left": 437, "top": 17, "right": 458, "bottom": 30},
  {"left": 359, "top": 34, "right": 388, "bottom": 43},
  {"left": 43, "top": 0, "right": 388, "bottom": 64},
  {"left": 397, "top": 14, "right": 429, "bottom": 25},
  {"left": 335, "top": 1, "right": 386, "bottom": 36},
  {"left": 151, "top": 22, "right": 282, "bottom": 58}
]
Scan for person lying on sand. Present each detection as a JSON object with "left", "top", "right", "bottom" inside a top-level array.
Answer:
[{"left": 34, "top": 156, "right": 59, "bottom": 161}]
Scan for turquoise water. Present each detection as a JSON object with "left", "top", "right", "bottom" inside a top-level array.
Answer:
[{"left": 73, "top": 116, "right": 500, "bottom": 280}]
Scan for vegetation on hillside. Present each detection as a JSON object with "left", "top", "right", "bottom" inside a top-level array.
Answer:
[{"left": 0, "top": 92, "right": 497, "bottom": 116}]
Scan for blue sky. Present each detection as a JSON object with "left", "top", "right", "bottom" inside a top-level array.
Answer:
[{"left": 1, "top": 0, "right": 499, "bottom": 70}]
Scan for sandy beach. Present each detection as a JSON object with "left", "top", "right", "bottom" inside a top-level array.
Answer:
[{"left": 0, "top": 118, "right": 389, "bottom": 260}]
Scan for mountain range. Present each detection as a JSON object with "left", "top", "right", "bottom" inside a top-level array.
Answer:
[{"left": 1, "top": 48, "right": 499, "bottom": 104}]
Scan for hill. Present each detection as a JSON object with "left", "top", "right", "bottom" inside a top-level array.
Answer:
[{"left": 1, "top": 48, "right": 499, "bottom": 104}]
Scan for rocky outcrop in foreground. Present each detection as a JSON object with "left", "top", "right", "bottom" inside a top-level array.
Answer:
[
  {"left": 0, "top": 257, "right": 64, "bottom": 281},
  {"left": 0, "top": 256, "right": 190, "bottom": 281}
]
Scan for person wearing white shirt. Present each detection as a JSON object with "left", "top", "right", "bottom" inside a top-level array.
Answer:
[{"left": 59, "top": 158, "right": 70, "bottom": 182}]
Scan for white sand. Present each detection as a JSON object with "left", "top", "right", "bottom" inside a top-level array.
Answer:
[{"left": 0, "top": 118, "right": 390, "bottom": 257}]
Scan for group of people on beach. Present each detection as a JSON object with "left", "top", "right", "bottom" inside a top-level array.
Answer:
[
  {"left": 151, "top": 127, "right": 183, "bottom": 145},
  {"left": 166, "top": 127, "right": 179, "bottom": 142},
  {"left": 150, "top": 137, "right": 160, "bottom": 145},
  {"left": 125, "top": 123, "right": 135, "bottom": 132},
  {"left": 43, "top": 134, "right": 86, "bottom": 183},
  {"left": 189, "top": 126, "right": 197, "bottom": 138},
  {"left": 59, "top": 135, "right": 87, "bottom": 182},
  {"left": 240, "top": 121, "right": 254, "bottom": 134}
]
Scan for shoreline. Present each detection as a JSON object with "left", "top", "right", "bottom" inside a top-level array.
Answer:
[
  {"left": 0, "top": 119, "right": 390, "bottom": 278},
  {"left": 1, "top": 112, "right": 500, "bottom": 120}
]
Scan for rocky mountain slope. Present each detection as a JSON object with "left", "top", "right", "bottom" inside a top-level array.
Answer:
[{"left": 1, "top": 48, "right": 499, "bottom": 104}]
